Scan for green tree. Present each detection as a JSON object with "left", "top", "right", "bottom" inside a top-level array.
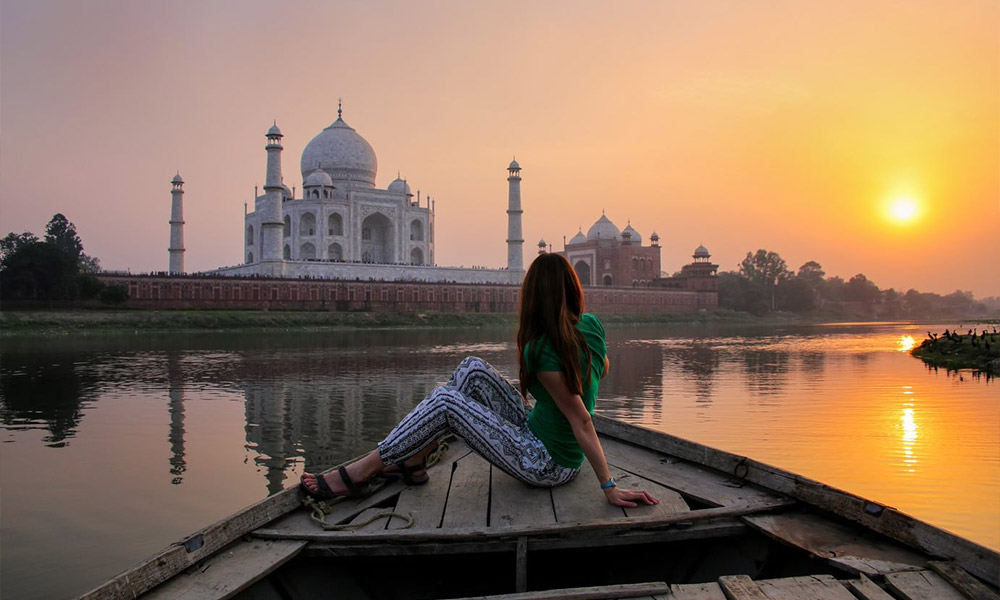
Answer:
[
  {"left": 844, "top": 274, "right": 880, "bottom": 304},
  {"left": 1, "top": 214, "right": 104, "bottom": 302},
  {"left": 44, "top": 214, "right": 84, "bottom": 262},
  {"left": 821, "top": 276, "right": 846, "bottom": 301},
  {"left": 739, "top": 249, "right": 790, "bottom": 311},
  {"left": 0, "top": 232, "right": 40, "bottom": 261},
  {"left": 776, "top": 277, "right": 816, "bottom": 312},
  {"left": 718, "top": 271, "right": 769, "bottom": 315},
  {"left": 796, "top": 261, "right": 825, "bottom": 287},
  {"left": 0, "top": 240, "right": 81, "bottom": 300}
]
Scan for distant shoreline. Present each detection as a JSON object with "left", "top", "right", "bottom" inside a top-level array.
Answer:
[
  {"left": 0, "top": 308, "right": 806, "bottom": 337},
  {"left": 1, "top": 308, "right": 995, "bottom": 337}
]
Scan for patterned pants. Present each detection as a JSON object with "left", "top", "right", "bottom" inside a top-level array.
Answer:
[{"left": 378, "top": 356, "right": 580, "bottom": 487}]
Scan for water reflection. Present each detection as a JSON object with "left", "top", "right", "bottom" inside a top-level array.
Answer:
[
  {"left": 0, "top": 352, "right": 95, "bottom": 446},
  {"left": 898, "top": 335, "right": 916, "bottom": 353},
  {"left": 740, "top": 347, "right": 790, "bottom": 398},
  {"left": 673, "top": 342, "right": 720, "bottom": 401},
  {"left": 167, "top": 352, "right": 187, "bottom": 484},
  {"left": 1, "top": 320, "right": 998, "bottom": 598}
]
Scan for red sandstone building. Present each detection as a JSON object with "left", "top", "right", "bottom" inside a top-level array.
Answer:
[{"left": 554, "top": 213, "right": 718, "bottom": 293}]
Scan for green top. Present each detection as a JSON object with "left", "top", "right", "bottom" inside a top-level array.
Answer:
[{"left": 524, "top": 313, "right": 607, "bottom": 468}]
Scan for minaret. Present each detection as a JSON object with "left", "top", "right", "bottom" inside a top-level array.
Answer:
[
  {"left": 168, "top": 173, "right": 185, "bottom": 274},
  {"left": 259, "top": 123, "right": 285, "bottom": 274},
  {"left": 506, "top": 158, "right": 524, "bottom": 271}
]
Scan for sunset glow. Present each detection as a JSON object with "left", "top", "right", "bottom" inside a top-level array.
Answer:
[
  {"left": 0, "top": 2, "right": 998, "bottom": 297},
  {"left": 888, "top": 197, "right": 920, "bottom": 225}
]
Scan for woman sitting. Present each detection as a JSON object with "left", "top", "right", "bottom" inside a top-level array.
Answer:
[{"left": 302, "top": 253, "right": 659, "bottom": 508}]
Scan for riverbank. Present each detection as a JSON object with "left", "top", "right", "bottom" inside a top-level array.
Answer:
[
  {"left": 911, "top": 331, "right": 1000, "bottom": 374},
  {"left": 0, "top": 308, "right": 818, "bottom": 336}
]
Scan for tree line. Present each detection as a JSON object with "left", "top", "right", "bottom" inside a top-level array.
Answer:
[
  {"left": 718, "top": 249, "right": 998, "bottom": 318},
  {"left": 0, "top": 214, "right": 128, "bottom": 304}
]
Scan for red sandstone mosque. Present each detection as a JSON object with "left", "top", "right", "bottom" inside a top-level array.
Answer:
[{"left": 543, "top": 213, "right": 718, "bottom": 293}]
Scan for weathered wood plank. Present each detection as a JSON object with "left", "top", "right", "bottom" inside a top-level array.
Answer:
[
  {"left": 755, "top": 575, "right": 856, "bottom": 600},
  {"left": 655, "top": 582, "right": 726, "bottom": 599},
  {"left": 448, "top": 581, "right": 670, "bottom": 600},
  {"left": 744, "top": 511, "right": 927, "bottom": 578},
  {"left": 255, "top": 500, "right": 785, "bottom": 543},
  {"left": 717, "top": 575, "right": 769, "bottom": 600},
  {"left": 551, "top": 458, "right": 626, "bottom": 523},
  {"left": 601, "top": 436, "right": 782, "bottom": 508},
  {"left": 142, "top": 539, "right": 305, "bottom": 600},
  {"left": 393, "top": 438, "right": 471, "bottom": 530},
  {"left": 885, "top": 570, "right": 968, "bottom": 600},
  {"left": 251, "top": 478, "right": 406, "bottom": 538},
  {"left": 927, "top": 560, "right": 1000, "bottom": 600},
  {"left": 442, "top": 451, "right": 492, "bottom": 528},
  {"left": 490, "top": 465, "right": 556, "bottom": 528},
  {"left": 610, "top": 465, "right": 689, "bottom": 519},
  {"left": 842, "top": 574, "right": 897, "bottom": 600},
  {"left": 595, "top": 416, "right": 1000, "bottom": 587},
  {"left": 302, "top": 518, "right": 746, "bottom": 557}
]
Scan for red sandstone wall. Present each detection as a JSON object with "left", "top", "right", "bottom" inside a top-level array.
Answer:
[{"left": 98, "top": 275, "right": 717, "bottom": 314}]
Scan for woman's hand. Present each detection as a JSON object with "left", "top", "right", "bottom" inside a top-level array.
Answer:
[{"left": 604, "top": 486, "right": 659, "bottom": 508}]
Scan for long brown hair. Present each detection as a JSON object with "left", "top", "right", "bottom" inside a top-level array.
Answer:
[{"left": 517, "top": 253, "right": 593, "bottom": 398}]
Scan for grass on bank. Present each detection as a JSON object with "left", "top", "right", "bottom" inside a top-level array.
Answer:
[
  {"left": 0, "top": 308, "right": 809, "bottom": 336},
  {"left": 911, "top": 332, "right": 1000, "bottom": 374}
]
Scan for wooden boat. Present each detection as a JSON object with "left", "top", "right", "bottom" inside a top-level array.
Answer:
[{"left": 78, "top": 416, "right": 1000, "bottom": 600}]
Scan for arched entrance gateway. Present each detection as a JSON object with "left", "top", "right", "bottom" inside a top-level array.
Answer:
[
  {"left": 573, "top": 260, "right": 591, "bottom": 286},
  {"left": 360, "top": 213, "right": 394, "bottom": 263}
]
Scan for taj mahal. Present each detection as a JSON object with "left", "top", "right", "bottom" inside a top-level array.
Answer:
[
  {"left": 165, "top": 103, "right": 716, "bottom": 294},
  {"left": 168, "top": 102, "right": 525, "bottom": 285}
]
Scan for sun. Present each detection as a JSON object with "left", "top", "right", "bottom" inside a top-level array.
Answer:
[{"left": 887, "top": 196, "right": 919, "bottom": 224}]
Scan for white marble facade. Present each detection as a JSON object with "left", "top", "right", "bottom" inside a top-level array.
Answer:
[{"left": 242, "top": 108, "right": 435, "bottom": 269}]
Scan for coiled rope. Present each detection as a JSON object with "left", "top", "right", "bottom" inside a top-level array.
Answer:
[{"left": 304, "top": 438, "right": 450, "bottom": 531}]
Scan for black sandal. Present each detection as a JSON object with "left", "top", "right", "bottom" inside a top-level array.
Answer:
[{"left": 302, "top": 466, "right": 374, "bottom": 500}]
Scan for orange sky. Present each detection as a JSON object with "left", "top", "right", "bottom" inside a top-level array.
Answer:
[{"left": 2, "top": 1, "right": 997, "bottom": 298}]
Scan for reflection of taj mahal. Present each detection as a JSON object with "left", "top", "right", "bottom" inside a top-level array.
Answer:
[{"left": 169, "top": 102, "right": 525, "bottom": 285}]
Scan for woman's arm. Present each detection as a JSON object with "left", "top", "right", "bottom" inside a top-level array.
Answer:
[{"left": 537, "top": 371, "right": 658, "bottom": 508}]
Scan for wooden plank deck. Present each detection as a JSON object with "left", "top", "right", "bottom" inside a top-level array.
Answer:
[{"left": 252, "top": 432, "right": 785, "bottom": 546}]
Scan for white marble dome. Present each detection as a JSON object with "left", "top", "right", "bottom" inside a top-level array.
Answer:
[
  {"left": 587, "top": 214, "right": 620, "bottom": 241},
  {"left": 622, "top": 222, "right": 641, "bottom": 245},
  {"left": 387, "top": 176, "right": 411, "bottom": 195},
  {"left": 694, "top": 244, "right": 711, "bottom": 258},
  {"left": 303, "top": 169, "right": 333, "bottom": 187},
  {"left": 300, "top": 117, "right": 377, "bottom": 187},
  {"left": 569, "top": 228, "right": 588, "bottom": 245}
]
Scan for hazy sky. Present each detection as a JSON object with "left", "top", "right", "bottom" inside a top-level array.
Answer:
[{"left": 2, "top": 1, "right": 998, "bottom": 297}]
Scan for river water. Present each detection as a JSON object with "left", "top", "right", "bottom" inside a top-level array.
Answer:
[{"left": 1, "top": 321, "right": 997, "bottom": 599}]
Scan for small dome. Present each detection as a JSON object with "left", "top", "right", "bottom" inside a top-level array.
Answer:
[
  {"left": 171, "top": 173, "right": 184, "bottom": 184},
  {"left": 509, "top": 159, "right": 520, "bottom": 170},
  {"left": 569, "top": 228, "right": 588, "bottom": 245},
  {"left": 587, "top": 213, "right": 620, "bottom": 241},
  {"left": 538, "top": 238, "right": 547, "bottom": 247},
  {"left": 304, "top": 169, "right": 333, "bottom": 187},
  {"left": 282, "top": 184, "right": 292, "bottom": 198},
  {"left": 387, "top": 176, "right": 411, "bottom": 195},
  {"left": 267, "top": 123, "right": 283, "bottom": 137},
  {"left": 650, "top": 231, "right": 660, "bottom": 240},
  {"left": 622, "top": 222, "right": 642, "bottom": 246},
  {"left": 694, "top": 244, "right": 711, "bottom": 258}
]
